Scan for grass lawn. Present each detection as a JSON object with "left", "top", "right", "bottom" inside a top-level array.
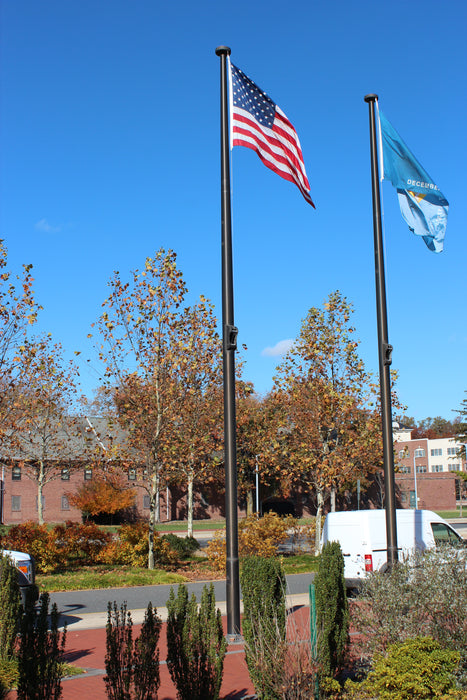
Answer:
[
  {"left": 280, "top": 553, "right": 320, "bottom": 575},
  {"left": 436, "top": 509, "right": 466, "bottom": 519},
  {"left": 37, "top": 565, "right": 188, "bottom": 592},
  {"left": 36, "top": 550, "right": 320, "bottom": 592}
]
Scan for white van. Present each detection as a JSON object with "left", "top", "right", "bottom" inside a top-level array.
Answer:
[
  {"left": 320, "top": 509, "right": 464, "bottom": 588},
  {"left": 1, "top": 549, "right": 38, "bottom": 606}
]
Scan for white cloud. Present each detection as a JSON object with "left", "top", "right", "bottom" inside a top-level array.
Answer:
[
  {"left": 261, "top": 339, "right": 294, "bottom": 357},
  {"left": 35, "top": 218, "right": 61, "bottom": 233}
]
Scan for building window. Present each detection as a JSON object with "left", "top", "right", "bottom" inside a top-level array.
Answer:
[
  {"left": 61, "top": 468, "right": 70, "bottom": 481},
  {"left": 399, "top": 466, "right": 410, "bottom": 474},
  {"left": 398, "top": 450, "right": 406, "bottom": 459},
  {"left": 84, "top": 468, "right": 93, "bottom": 481},
  {"left": 447, "top": 447, "right": 457, "bottom": 456},
  {"left": 432, "top": 464, "right": 443, "bottom": 472},
  {"left": 416, "top": 465, "right": 427, "bottom": 474},
  {"left": 143, "top": 494, "right": 150, "bottom": 509},
  {"left": 400, "top": 492, "right": 407, "bottom": 503},
  {"left": 11, "top": 466, "right": 21, "bottom": 481},
  {"left": 128, "top": 468, "right": 137, "bottom": 481},
  {"left": 61, "top": 495, "right": 70, "bottom": 510},
  {"left": 414, "top": 448, "right": 425, "bottom": 458},
  {"left": 449, "top": 463, "right": 461, "bottom": 472},
  {"left": 431, "top": 448, "right": 442, "bottom": 456},
  {"left": 11, "top": 495, "right": 21, "bottom": 512}
]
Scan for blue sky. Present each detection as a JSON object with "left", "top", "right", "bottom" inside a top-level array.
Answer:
[{"left": 1, "top": 0, "right": 466, "bottom": 422}]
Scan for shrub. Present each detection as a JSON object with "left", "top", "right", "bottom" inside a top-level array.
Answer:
[
  {"left": 0, "top": 522, "right": 67, "bottom": 573},
  {"left": 0, "top": 659, "right": 17, "bottom": 697},
  {"left": 52, "top": 521, "right": 111, "bottom": 564},
  {"left": 0, "top": 553, "right": 21, "bottom": 661},
  {"left": 206, "top": 513, "right": 290, "bottom": 571},
  {"left": 161, "top": 533, "right": 199, "bottom": 559},
  {"left": 352, "top": 546, "right": 467, "bottom": 687},
  {"left": 343, "top": 637, "right": 462, "bottom": 699},
  {"left": 98, "top": 522, "right": 177, "bottom": 568},
  {"left": 314, "top": 541, "right": 349, "bottom": 680},
  {"left": 283, "top": 515, "right": 316, "bottom": 554},
  {"left": 240, "top": 556, "right": 287, "bottom": 699},
  {"left": 104, "top": 600, "right": 161, "bottom": 700},
  {"left": 166, "top": 583, "right": 226, "bottom": 700},
  {"left": 16, "top": 592, "right": 67, "bottom": 700}
]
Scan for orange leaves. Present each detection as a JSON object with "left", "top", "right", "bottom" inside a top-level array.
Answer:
[{"left": 69, "top": 472, "right": 135, "bottom": 517}]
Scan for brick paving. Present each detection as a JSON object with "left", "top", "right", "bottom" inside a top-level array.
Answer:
[{"left": 7, "top": 617, "right": 256, "bottom": 700}]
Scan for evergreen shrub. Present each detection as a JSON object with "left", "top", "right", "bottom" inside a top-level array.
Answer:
[
  {"left": 240, "top": 556, "right": 287, "bottom": 699},
  {"left": 104, "top": 600, "right": 161, "bottom": 700},
  {"left": 0, "top": 553, "right": 21, "bottom": 661},
  {"left": 166, "top": 583, "right": 226, "bottom": 700},
  {"left": 314, "top": 541, "right": 349, "bottom": 681},
  {"left": 161, "top": 533, "right": 199, "bottom": 559},
  {"left": 343, "top": 636, "right": 462, "bottom": 699},
  {"left": 16, "top": 592, "right": 66, "bottom": 700}
]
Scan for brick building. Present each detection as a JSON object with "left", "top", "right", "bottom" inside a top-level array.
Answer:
[
  {"left": 0, "top": 416, "right": 231, "bottom": 526},
  {"left": 393, "top": 429, "right": 466, "bottom": 511}
]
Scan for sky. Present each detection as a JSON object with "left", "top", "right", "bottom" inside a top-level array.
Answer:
[{"left": 1, "top": 0, "right": 466, "bottom": 423}]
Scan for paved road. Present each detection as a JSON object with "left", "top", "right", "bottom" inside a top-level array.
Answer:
[
  {"left": 448, "top": 520, "right": 467, "bottom": 537},
  {"left": 50, "top": 572, "right": 313, "bottom": 618}
]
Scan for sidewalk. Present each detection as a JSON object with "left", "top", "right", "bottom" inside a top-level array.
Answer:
[{"left": 7, "top": 594, "right": 310, "bottom": 700}]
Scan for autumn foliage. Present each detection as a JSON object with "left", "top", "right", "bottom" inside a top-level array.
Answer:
[
  {"left": 206, "top": 513, "right": 291, "bottom": 571},
  {"left": 68, "top": 471, "right": 136, "bottom": 519}
]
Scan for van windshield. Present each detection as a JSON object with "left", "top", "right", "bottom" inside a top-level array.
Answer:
[{"left": 431, "top": 522, "right": 463, "bottom": 546}]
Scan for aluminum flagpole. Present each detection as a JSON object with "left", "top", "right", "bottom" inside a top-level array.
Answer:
[
  {"left": 215, "top": 45, "right": 241, "bottom": 637},
  {"left": 364, "top": 94, "right": 398, "bottom": 568}
]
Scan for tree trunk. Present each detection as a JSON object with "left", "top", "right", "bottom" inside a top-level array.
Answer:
[
  {"left": 330, "top": 486, "right": 336, "bottom": 512},
  {"left": 187, "top": 472, "right": 194, "bottom": 538},
  {"left": 37, "top": 464, "right": 45, "bottom": 525},
  {"left": 314, "top": 486, "right": 324, "bottom": 555},
  {"left": 148, "top": 472, "right": 159, "bottom": 570},
  {"left": 155, "top": 480, "right": 160, "bottom": 523},
  {"left": 246, "top": 488, "right": 254, "bottom": 517}
]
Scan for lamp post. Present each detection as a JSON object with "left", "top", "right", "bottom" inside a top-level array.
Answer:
[
  {"left": 413, "top": 447, "right": 420, "bottom": 509},
  {"left": 255, "top": 455, "right": 260, "bottom": 515}
]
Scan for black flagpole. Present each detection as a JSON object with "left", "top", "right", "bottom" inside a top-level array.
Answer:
[
  {"left": 364, "top": 94, "right": 398, "bottom": 568},
  {"left": 215, "top": 45, "right": 241, "bottom": 637}
]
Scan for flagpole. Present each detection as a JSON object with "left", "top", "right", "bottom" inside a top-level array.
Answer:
[
  {"left": 364, "top": 94, "right": 398, "bottom": 568},
  {"left": 215, "top": 45, "right": 241, "bottom": 637}
]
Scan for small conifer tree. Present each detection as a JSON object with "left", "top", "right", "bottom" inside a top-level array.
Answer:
[
  {"left": 0, "top": 553, "right": 21, "bottom": 662},
  {"left": 166, "top": 583, "right": 226, "bottom": 700},
  {"left": 104, "top": 601, "right": 161, "bottom": 700},
  {"left": 16, "top": 592, "right": 66, "bottom": 700},
  {"left": 240, "top": 556, "right": 287, "bottom": 700},
  {"left": 314, "top": 540, "right": 349, "bottom": 681}
]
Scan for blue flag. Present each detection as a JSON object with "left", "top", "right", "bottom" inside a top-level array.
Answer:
[{"left": 378, "top": 109, "right": 448, "bottom": 253}]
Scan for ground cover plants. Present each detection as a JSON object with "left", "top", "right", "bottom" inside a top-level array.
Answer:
[{"left": 343, "top": 545, "right": 467, "bottom": 698}]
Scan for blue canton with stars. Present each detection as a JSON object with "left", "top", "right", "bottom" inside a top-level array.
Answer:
[{"left": 231, "top": 64, "right": 276, "bottom": 128}]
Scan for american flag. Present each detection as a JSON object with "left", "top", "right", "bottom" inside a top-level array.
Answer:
[{"left": 229, "top": 62, "right": 314, "bottom": 207}]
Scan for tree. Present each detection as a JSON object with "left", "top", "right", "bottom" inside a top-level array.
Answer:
[
  {"left": 454, "top": 392, "right": 467, "bottom": 451},
  {"left": 4, "top": 334, "right": 83, "bottom": 524},
  {"left": 95, "top": 250, "right": 221, "bottom": 567},
  {"left": 272, "top": 291, "right": 384, "bottom": 549},
  {"left": 0, "top": 241, "right": 40, "bottom": 447},
  {"left": 411, "top": 415, "right": 460, "bottom": 439},
  {"left": 68, "top": 470, "right": 136, "bottom": 521},
  {"left": 165, "top": 299, "right": 223, "bottom": 537},
  {"left": 236, "top": 386, "right": 285, "bottom": 516}
]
